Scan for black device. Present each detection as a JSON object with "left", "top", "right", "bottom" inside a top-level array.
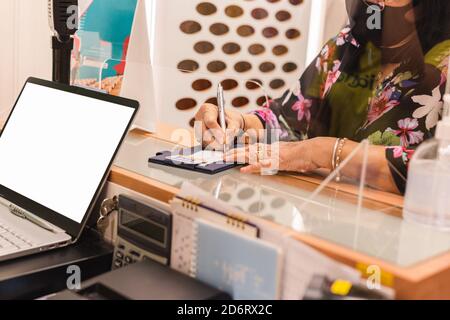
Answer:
[
  {"left": 0, "top": 77, "right": 139, "bottom": 263},
  {"left": 304, "top": 275, "right": 392, "bottom": 300},
  {"left": 113, "top": 195, "right": 172, "bottom": 269},
  {"left": 0, "top": 229, "right": 113, "bottom": 300},
  {"left": 149, "top": 147, "right": 238, "bottom": 175},
  {"left": 48, "top": 259, "right": 231, "bottom": 300},
  {"left": 48, "top": 0, "right": 79, "bottom": 84}
]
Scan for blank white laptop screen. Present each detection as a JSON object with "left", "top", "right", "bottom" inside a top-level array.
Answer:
[{"left": 0, "top": 83, "right": 135, "bottom": 223}]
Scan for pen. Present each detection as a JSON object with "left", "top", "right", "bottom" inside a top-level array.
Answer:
[
  {"left": 0, "top": 197, "right": 60, "bottom": 233},
  {"left": 217, "top": 83, "right": 227, "bottom": 153}
]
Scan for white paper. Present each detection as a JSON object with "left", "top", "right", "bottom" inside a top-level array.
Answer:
[
  {"left": 167, "top": 150, "right": 224, "bottom": 165},
  {"left": 281, "top": 236, "right": 361, "bottom": 300}
]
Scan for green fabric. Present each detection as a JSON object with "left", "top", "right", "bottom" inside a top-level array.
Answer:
[{"left": 327, "top": 43, "right": 381, "bottom": 138}]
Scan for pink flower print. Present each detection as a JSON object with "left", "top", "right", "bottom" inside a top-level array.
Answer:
[
  {"left": 336, "top": 27, "right": 351, "bottom": 46},
  {"left": 336, "top": 27, "right": 359, "bottom": 47},
  {"left": 390, "top": 146, "right": 405, "bottom": 159},
  {"left": 322, "top": 60, "right": 341, "bottom": 98},
  {"left": 292, "top": 94, "right": 313, "bottom": 123},
  {"left": 366, "top": 87, "right": 400, "bottom": 126},
  {"left": 390, "top": 118, "right": 424, "bottom": 147},
  {"left": 387, "top": 146, "right": 415, "bottom": 164},
  {"left": 254, "top": 108, "right": 280, "bottom": 130},
  {"left": 316, "top": 45, "right": 330, "bottom": 73}
]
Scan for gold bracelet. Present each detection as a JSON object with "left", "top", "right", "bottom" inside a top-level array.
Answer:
[
  {"left": 334, "top": 138, "right": 347, "bottom": 182},
  {"left": 331, "top": 138, "right": 340, "bottom": 171},
  {"left": 241, "top": 114, "right": 247, "bottom": 131}
]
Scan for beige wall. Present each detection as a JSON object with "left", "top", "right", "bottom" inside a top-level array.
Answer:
[
  {"left": 324, "top": 0, "right": 347, "bottom": 41},
  {"left": 0, "top": 0, "right": 52, "bottom": 124}
]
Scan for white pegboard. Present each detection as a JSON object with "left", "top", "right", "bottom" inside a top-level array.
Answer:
[{"left": 153, "top": 0, "right": 313, "bottom": 129}]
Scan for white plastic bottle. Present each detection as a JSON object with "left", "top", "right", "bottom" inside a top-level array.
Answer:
[{"left": 403, "top": 94, "right": 450, "bottom": 230}]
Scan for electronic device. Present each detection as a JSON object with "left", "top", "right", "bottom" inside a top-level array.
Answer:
[
  {"left": 113, "top": 194, "right": 172, "bottom": 269},
  {"left": 149, "top": 147, "right": 237, "bottom": 175},
  {"left": 304, "top": 275, "right": 392, "bottom": 300},
  {"left": 0, "top": 77, "right": 139, "bottom": 262},
  {"left": 47, "top": 259, "right": 231, "bottom": 300},
  {"left": 48, "top": 0, "right": 78, "bottom": 84}
]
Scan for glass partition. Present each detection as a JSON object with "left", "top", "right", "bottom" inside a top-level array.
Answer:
[
  {"left": 115, "top": 133, "right": 450, "bottom": 267},
  {"left": 148, "top": 0, "right": 450, "bottom": 197},
  {"left": 77, "top": 0, "right": 450, "bottom": 266},
  {"left": 116, "top": 0, "right": 450, "bottom": 267}
]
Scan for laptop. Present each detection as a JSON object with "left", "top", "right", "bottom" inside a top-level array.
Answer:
[{"left": 0, "top": 77, "right": 139, "bottom": 262}]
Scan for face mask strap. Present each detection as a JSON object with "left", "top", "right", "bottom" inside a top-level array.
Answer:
[{"left": 363, "top": 0, "right": 385, "bottom": 12}]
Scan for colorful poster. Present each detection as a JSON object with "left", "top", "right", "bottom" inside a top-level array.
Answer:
[{"left": 71, "top": 0, "right": 138, "bottom": 95}]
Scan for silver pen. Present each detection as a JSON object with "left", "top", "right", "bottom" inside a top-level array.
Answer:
[
  {"left": 0, "top": 197, "right": 60, "bottom": 233},
  {"left": 217, "top": 83, "right": 227, "bottom": 153}
]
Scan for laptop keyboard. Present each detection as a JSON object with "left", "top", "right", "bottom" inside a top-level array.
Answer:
[{"left": 0, "top": 220, "right": 35, "bottom": 252}]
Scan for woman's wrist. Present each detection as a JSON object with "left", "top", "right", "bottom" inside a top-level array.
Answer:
[
  {"left": 311, "top": 137, "right": 336, "bottom": 170},
  {"left": 242, "top": 114, "right": 264, "bottom": 131}
]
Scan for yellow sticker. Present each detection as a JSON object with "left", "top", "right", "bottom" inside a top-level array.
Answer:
[
  {"left": 356, "top": 263, "right": 395, "bottom": 288},
  {"left": 330, "top": 280, "right": 353, "bottom": 296}
]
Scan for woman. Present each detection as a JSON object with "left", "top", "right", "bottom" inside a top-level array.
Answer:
[{"left": 195, "top": 0, "right": 450, "bottom": 194}]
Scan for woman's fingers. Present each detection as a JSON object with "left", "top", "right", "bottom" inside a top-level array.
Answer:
[
  {"left": 204, "top": 111, "right": 223, "bottom": 142},
  {"left": 241, "top": 164, "right": 261, "bottom": 174},
  {"left": 197, "top": 104, "right": 224, "bottom": 148},
  {"left": 203, "top": 128, "right": 222, "bottom": 150},
  {"left": 241, "top": 159, "right": 273, "bottom": 174},
  {"left": 225, "top": 117, "right": 241, "bottom": 147},
  {"left": 224, "top": 145, "right": 275, "bottom": 175},
  {"left": 224, "top": 147, "right": 249, "bottom": 163}
]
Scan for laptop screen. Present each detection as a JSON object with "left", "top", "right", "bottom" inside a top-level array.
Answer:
[{"left": 0, "top": 81, "right": 135, "bottom": 224}]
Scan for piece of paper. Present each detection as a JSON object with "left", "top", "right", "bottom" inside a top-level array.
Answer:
[
  {"left": 167, "top": 150, "right": 224, "bottom": 165},
  {"left": 281, "top": 236, "right": 361, "bottom": 300}
]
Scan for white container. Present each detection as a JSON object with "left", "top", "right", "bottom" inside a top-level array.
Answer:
[{"left": 404, "top": 95, "right": 450, "bottom": 230}]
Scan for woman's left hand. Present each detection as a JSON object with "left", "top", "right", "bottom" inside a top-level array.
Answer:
[{"left": 224, "top": 139, "right": 326, "bottom": 174}]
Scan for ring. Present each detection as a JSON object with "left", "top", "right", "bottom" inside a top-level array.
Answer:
[{"left": 256, "top": 144, "right": 264, "bottom": 162}]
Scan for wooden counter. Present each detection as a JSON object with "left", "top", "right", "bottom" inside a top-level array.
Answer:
[{"left": 109, "top": 127, "right": 450, "bottom": 300}]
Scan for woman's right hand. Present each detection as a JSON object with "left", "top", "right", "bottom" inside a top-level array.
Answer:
[{"left": 194, "top": 103, "right": 244, "bottom": 149}]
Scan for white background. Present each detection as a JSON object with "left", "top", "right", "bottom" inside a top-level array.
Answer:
[{"left": 0, "top": 83, "right": 134, "bottom": 223}]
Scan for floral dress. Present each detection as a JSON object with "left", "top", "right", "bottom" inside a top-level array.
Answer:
[{"left": 253, "top": 27, "right": 450, "bottom": 194}]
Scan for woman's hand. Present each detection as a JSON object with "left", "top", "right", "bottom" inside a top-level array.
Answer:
[
  {"left": 194, "top": 103, "right": 243, "bottom": 149},
  {"left": 224, "top": 137, "right": 401, "bottom": 194},
  {"left": 224, "top": 138, "right": 330, "bottom": 174}
]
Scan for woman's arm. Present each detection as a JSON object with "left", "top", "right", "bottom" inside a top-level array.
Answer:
[
  {"left": 313, "top": 138, "right": 400, "bottom": 194},
  {"left": 227, "top": 137, "right": 400, "bottom": 194}
]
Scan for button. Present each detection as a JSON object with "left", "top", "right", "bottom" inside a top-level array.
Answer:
[
  {"left": 116, "top": 251, "right": 124, "bottom": 259},
  {"left": 125, "top": 256, "right": 132, "bottom": 264},
  {"left": 118, "top": 243, "right": 125, "bottom": 250},
  {"left": 114, "top": 259, "right": 122, "bottom": 268},
  {"left": 130, "top": 250, "right": 140, "bottom": 258}
]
